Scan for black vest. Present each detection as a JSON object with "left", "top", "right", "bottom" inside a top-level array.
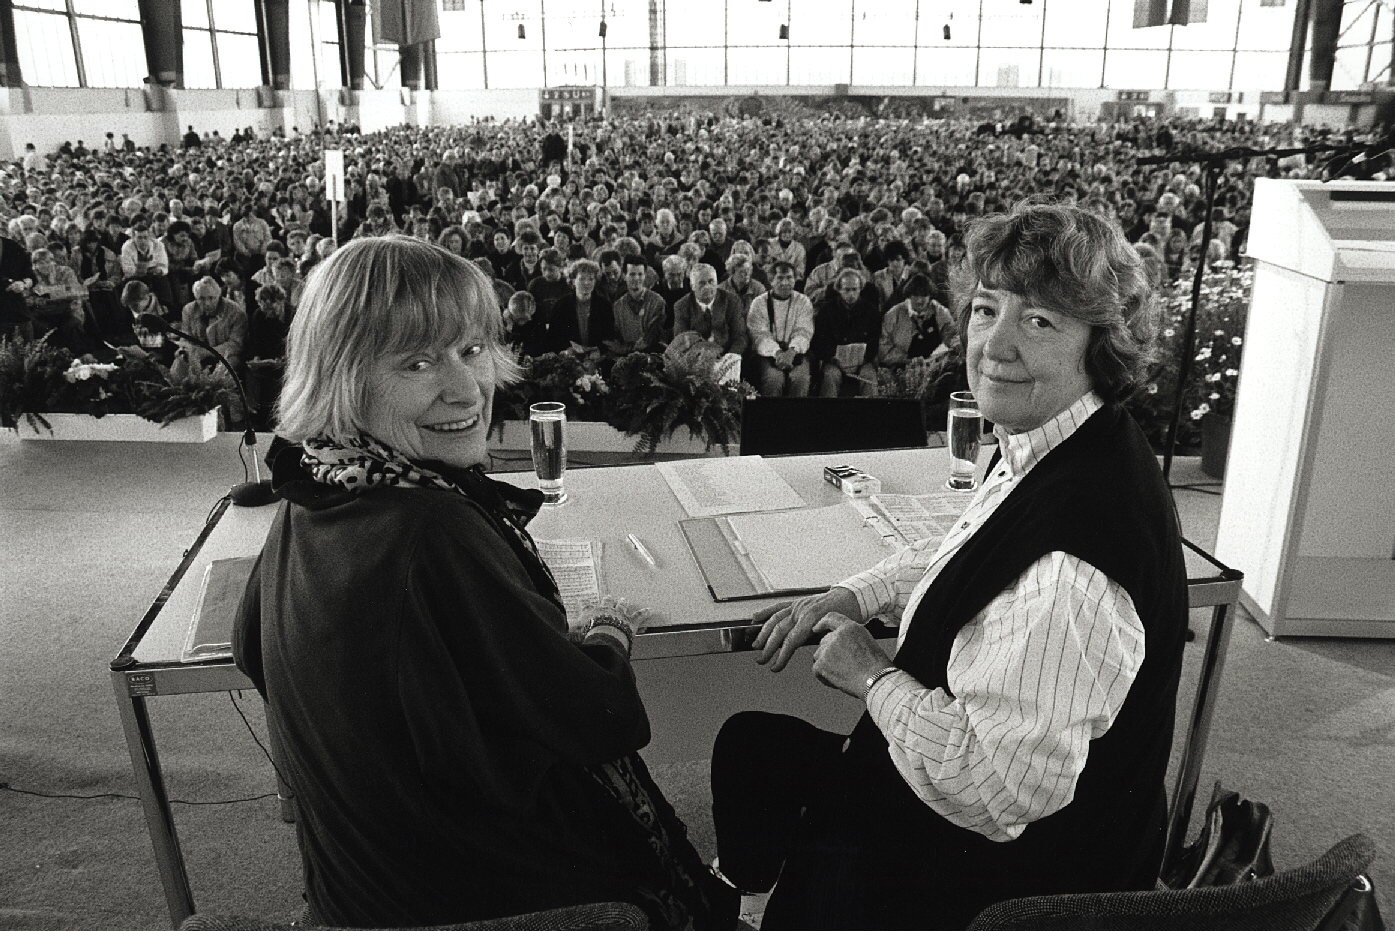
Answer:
[{"left": 795, "top": 404, "right": 1188, "bottom": 931}]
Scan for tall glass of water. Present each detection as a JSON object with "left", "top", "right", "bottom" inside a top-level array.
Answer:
[
  {"left": 946, "top": 391, "right": 982, "bottom": 491},
  {"left": 529, "top": 402, "right": 568, "bottom": 506}
]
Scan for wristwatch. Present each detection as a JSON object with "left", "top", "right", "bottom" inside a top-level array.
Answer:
[{"left": 863, "top": 665, "right": 899, "bottom": 699}]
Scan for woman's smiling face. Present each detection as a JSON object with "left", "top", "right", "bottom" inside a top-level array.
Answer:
[
  {"left": 361, "top": 331, "right": 496, "bottom": 468},
  {"left": 965, "top": 284, "right": 1094, "bottom": 434}
]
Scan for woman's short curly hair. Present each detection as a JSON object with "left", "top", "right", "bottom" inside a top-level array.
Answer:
[{"left": 949, "top": 201, "right": 1158, "bottom": 403}]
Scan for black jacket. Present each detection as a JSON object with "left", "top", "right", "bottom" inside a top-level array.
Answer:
[{"left": 233, "top": 451, "right": 663, "bottom": 927}]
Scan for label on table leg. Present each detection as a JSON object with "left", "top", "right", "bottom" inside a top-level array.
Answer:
[{"left": 126, "top": 673, "right": 158, "bottom": 697}]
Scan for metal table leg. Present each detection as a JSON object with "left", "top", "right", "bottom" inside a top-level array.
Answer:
[{"left": 112, "top": 671, "right": 195, "bottom": 928}]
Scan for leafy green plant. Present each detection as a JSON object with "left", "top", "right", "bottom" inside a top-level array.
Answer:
[
  {"left": 603, "top": 350, "right": 754, "bottom": 456},
  {"left": 0, "top": 334, "right": 224, "bottom": 432},
  {"left": 0, "top": 333, "right": 73, "bottom": 432}
]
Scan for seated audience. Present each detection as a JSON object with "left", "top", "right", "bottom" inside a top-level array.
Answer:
[
  {"left": 119, "top": 221, "right": 173, "bottom": 311},
  {"left": 879, "top": 274, "right": 960, "bottom": 368},
  {"left": 810, "top": 268, "right": 881, "bottom": 398},
  {"left": 28, "top": 247, "right": 90, "bottom": 350},
  {"left": 547, "top": 258, "right": 616, "bottom": 352},
  {"left": 746, "top": 261, "right": 813, "bottom": 397},
  {"left": 175, "top": 275, "right": 248, "bottom": 374},
  {"left": 718, "top": 253, "right": 765, "bottom": 317},
  {"left": 113, "top": 279, "right": 175, "bottom": 364},
  {"left": 610, "top": 254, "right": 668, "bottom": 354},
  {"left": 527, "top": 248, "right": 570, "bottom": 321},
  {"left": 672, "top": 263, "right": 748, "bottom": 359},
  {"left": 502, "top": 290, "right": 549, "bottom": 358}
]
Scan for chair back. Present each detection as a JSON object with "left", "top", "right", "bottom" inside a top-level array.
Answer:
[
  {"left": 740, "top": 397, "right": 927, "bottom": 456},
  {"left": 178, "top": 900, "right": 648, "bottom": 931},
  {"left": 965, "top": 833, "right": 1376, "bottom": 931}
]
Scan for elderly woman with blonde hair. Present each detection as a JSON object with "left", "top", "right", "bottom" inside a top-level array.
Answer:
[
  {"left": 233, "top": 236, "right": 732, "bottom": 930},
  {"left": 713, "top": 202, "right": 1187, "bottom": 931}
]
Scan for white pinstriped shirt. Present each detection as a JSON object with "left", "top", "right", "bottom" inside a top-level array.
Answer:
[{"left": 837, "top": 392, "right": 1146, "bottom": 843}]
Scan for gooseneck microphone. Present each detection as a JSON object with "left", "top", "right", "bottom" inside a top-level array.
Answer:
[{"left": 139, "top": 312, "right": 277, "bottom": 508}]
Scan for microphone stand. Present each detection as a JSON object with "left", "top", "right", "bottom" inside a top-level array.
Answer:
[
  {"left": 1136, "top": 138, "right": 1369, "bottom": 482},
  {"left": 139, "top": 312, "right": 277, "bottom": 507}
]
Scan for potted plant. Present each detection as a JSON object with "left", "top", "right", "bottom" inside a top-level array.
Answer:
[
  {"left": 0, "top": 334, "right": 228, "bottom": 442},
  {"left": 603, "top": 343, "right": 754, "bottom": 456}
]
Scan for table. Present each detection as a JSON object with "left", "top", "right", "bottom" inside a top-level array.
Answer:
[{"left": 111, "top": 447, "right": 1242, "bottom": 927}]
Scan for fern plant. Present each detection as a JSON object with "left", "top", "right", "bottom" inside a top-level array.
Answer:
[{"left": 604, "top": 351, "right": 754, "bottom": 456}]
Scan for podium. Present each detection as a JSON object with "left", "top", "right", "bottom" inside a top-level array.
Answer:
[{"left": 1215, "top": 180, "right": 1395, "bottom": 638}]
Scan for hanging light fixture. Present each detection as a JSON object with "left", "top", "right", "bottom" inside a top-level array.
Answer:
[{"left": 518, "top": 23, "right": 526, "bottom": 39}]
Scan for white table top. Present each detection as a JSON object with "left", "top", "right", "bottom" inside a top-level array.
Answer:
[
  {"left": 127, "top": 445, "right": 1235, "bottom": 667},
  {"left": 128, "top": 447, "right": 954, "bottom": 666}
]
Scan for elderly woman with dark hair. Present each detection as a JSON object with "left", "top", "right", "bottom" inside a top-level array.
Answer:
[
  {"left": 233, "top": 236, "right": 732, "bottom": 931},
  {"left": 711, "top": 202, "right": 1186, "bottom": 931}
]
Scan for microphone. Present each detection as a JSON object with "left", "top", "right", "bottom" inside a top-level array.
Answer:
[{"left": 139, "top": 312, "right": 277, "bottom": 508}]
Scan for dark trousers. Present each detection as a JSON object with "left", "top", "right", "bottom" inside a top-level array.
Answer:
[
  {"left": 712, "top": 712, "right": 972, "bottom": 931},
  {"left": 710, "top": 711, "right": 845, "bottom": 897}
]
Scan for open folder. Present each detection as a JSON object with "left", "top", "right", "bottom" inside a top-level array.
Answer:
[{"left": 681, "top": 504, "right": 897, "bottom": 601}]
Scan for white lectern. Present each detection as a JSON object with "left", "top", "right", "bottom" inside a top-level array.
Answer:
[{"left": 1216, "top": 179, "right": 1395, "bottom": 638}]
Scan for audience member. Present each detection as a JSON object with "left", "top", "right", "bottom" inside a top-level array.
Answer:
[{"left": 747, "top": 261, "right": 813, "bottom": 397}]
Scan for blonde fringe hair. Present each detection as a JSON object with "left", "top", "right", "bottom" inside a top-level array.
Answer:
[{"left": 276, "top": 235, "right": 522, "bottom": 443}]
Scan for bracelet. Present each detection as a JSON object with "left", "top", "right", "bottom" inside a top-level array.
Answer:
[
  {"left": 584, "top": 615, "right": 635, "bottom": 650},
  {"left": 863, "top": 666, "right": 900, "bottom": 700}
]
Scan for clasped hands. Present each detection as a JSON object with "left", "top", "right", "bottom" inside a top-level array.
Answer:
[
  {"left": 751, "top": 587, "right": 891, "bottom": 699},
  {"left": 772, "top": 347, "right": 798, "bottom": 371}
]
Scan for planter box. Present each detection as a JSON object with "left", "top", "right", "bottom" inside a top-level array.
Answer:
[
  {"left": 491, "top": 419, "right": 729, "bottom": 457},
  {"left": 19, "top": 411, "right": 220, "bottom": 443}
]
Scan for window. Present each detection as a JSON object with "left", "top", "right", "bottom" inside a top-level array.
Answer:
[
  {"left": 184, "top": 28, "right": 218, "bottom": 89},
  {"left": 181, "top": 0, "right": 262, "bottom": 89},
  {"left": 77, "top": 18, "right": 147, "bottom": 87},
  {"left": 853, "top": 0, "right": 916, "bottom": 48},
  {"left": 13, "top": 0, "right": 143, "bottom": 88},
  {"left": 12, "top": 10, "right": 80, "bottom": 87},
  {"left": 1166, "top": 49, "right": 1234, "bottom": 88},
  {"left": 852, "top": 46, "right": 915, "bottom": 85},
  {"left": 1041, "top": 48, "right": 1106, "bottom": 88}
]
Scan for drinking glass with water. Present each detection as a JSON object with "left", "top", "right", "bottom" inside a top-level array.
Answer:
[
  {"left": 946, "top": 391, "right": 982, "bottom": 491},
  {"left": 529, "top": 402, "right": 568, "bottom": 506}
]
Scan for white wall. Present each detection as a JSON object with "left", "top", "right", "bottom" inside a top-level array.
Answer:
[
  {"left": 430, "top": 89, "right": 539, "bottom": 124},
  {"left": 0, "top": 88, "right": 164, "bottom": 159},
  {"left": 355, "top": 88, "right": 410, "bottom": 134},
  {"left": 1301, "top": 103, "right": 1360, "bottom": 129}
]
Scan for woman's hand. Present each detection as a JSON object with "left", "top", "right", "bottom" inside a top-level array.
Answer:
[
  {"left": 574, "top": 594, "right": 649, "bottom": 635},
  {"left": 752, "top": 586, "right": 862, "bottom": 672},
  {"left": 811, "top": 614, "right": 892, "bottom": 699}
]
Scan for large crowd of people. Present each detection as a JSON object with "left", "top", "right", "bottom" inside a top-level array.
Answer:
[{"left": 0, "top": 107, "right": 1368, "bottom": 427}]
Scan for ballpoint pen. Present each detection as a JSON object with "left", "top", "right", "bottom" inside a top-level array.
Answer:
[{"left": 626, "top": 533, "right": 658, "bottom": 568}]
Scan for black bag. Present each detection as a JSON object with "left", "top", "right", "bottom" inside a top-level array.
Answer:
[
  {"left": 1317, "top": 874, "right": 1387, "bottom": 931},
  {"left": 1162, "top": 782, "right": 1276, "bottom": 889}
]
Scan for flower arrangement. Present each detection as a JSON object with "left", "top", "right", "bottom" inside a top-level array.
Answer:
[
  {"left": 868, "top": 350, "right": 968, "bottom": 428},
  {"left": 604, "top": 345, "right": 755, "bottom": 455},
  {"left": 1128, "top": 262, "right": 1252, "bottom": 450},
  {"left": 491, "top": 346, "right": 610, "bottom": 425},
  {"left": 0, "top": 334, "right": 231, "bottom": 433}
]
